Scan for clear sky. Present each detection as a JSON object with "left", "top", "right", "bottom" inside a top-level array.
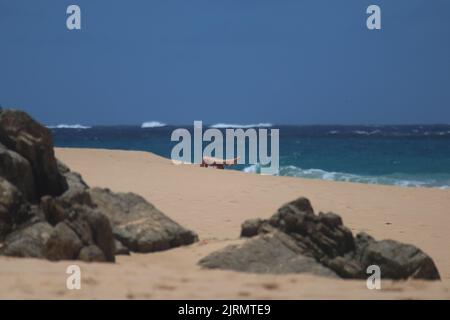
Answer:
[{"left": 1, "top": 0, "right": 449, "bottom": 125}]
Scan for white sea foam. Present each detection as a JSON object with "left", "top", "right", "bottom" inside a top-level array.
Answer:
[
  {"left": 243, "top": 164, "right": 450, "bottom": 189},
  {"left": 243, "top": 163, "right": 261, "bottom": 173},
  {"left": 353, "top": 130, "right": 381, "bottom": 135},
  {"left": 141, "top": 121, "right": 167, "bottom": 128},
  {"left": 210, "top": 123, "right": 273, "bottom": 129},
  {"left": 46, "top": 124, "right": 91, "bottom": 129}
]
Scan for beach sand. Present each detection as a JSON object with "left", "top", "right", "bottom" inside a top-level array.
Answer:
[{"left": 0, "top": 148, "right": 449, "bottom": 299}]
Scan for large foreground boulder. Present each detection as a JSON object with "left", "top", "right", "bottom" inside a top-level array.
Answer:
[
  {"left": 199, "top": 197, "right": 441, "bottom": 280},
  {"left": 88, "top": 188, "right": 198, "bottom": 253}
]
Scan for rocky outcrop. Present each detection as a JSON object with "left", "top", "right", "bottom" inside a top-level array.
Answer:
[
  {"left": 88, "top": 188, "right": 198, "bottom": 253},
  {"left": 199, "top": 197, "right": 441, "bottom": 280},
  {"left": 0, "top": 108, "right": 198, "bottom": 262}
]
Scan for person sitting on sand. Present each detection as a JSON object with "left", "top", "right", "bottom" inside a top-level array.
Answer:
[{"left": 200, "top": 156, "right": 240, "bottom": 169}]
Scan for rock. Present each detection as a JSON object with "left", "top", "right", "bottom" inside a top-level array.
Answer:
[
  {"left": 88, "top": 188, "right": 198, "bottom": 252},
  {"left": 0, "top": 109, "right": 67, "bottom": 198},
  {"left": 240, "top": 218, "right": 263, "bottom": 238},
  {"left": 45, "top": 221, "right": 83, "bottom": 260},
  {"left": 57, "top": 160, "right": 88, "bottom": 192},
  {"left": 0, "top": 143, "right": 36, "bottom": 201},
  {"left": 77, "top": 205, "right": 115, "bottom": 262},
  {"left": 358, "top": 238, "right": 441, "bottom": 280},
  {"left": 0, "top": 221, "right": 53, "bottom": 258},
  {"left": 0, "top": 109, "right": 197, "bottom": 263},
  {"left": 78, "top": 245, "right": 106, "bottom": 262},
  {"left": 0, "top": 177, "right": 31, "bottom": 240},
  {"left": 200, "top": 231, "right": 338, "bottom": 277},
  {"left": 200, "top": 197, "right": 441, "bottom": 280},
  {"left": 115, "top": 239, "right": 130, "bottom": 255},
  {"left": 40, "top": 188, "right": 93, "bottom": 226}
]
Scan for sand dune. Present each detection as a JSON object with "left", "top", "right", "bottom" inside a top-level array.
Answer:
[{"left": 0, "top": 148, "right": 449, "bottom": 299}]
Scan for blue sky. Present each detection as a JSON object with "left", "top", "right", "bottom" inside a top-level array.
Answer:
[{"left": 1, "top": 0, "right": 449, "bottom": 125}]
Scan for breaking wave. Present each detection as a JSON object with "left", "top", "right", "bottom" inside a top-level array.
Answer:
[
  {"left": 243, "top": 164, "right": 450, "bottom": 189},
  {"left": 47, "top": 124, "right": 91, "bottom": 129},
  {"left": 141, "top": 121, "right": 167, "bottom": 128},
  {"left": 210, "top": 123, "right": 273, "bottom": 129}
]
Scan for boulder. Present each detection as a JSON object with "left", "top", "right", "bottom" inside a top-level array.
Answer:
[
  {"left": 88, "top": 188, "right": 198, "bottom": 252},
  {"left": 199, "top": 231, "right": 338, "bottom": 277},
  {"left": 18, "top": 188, "right": 117, "bottom": 262},
  {"left": 0, "top": 143, "right": 36, "bottom": 201},
  {"left": 43, "top": 203, "right": 116, "bottom": 262},
  {"left": 0, "top": 177, "right": 31, "bottom": 240},
  {"left": 115, "top": 239, "right": 130, "bottom": 255},
  {"left": 57, "top": 160, "right": 88, "bottom": 192},
  {"left": 357, "top": 236, "right": 441, "bottom": 280},
  {"left": 45, "top": 221, "right": 83, "bottom": 260},
  {"left": 0, "top": 109, "right": 67, "bottom": 198},
  {"left": 78, "top": 245, "right": 106, "bottom": 262},
  {"left": 240, "top": 218, "right": 263, "bottom": 238},
  {"left": 200, "top": 197, "right": 441, "bottom": 280},
  {"left": 0, "top": 221, "right": 53, "bottom": 258}
]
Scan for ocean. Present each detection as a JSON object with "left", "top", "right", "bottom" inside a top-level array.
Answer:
[{"left": 50, "top": 123, "right": 450, "bottom": 189}]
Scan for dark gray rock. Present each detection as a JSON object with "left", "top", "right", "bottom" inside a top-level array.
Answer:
[
  {"left": 45, "top": 221, "right": 83, "bottom": 260},
  {"left": 358, "top": 238, "right": 441, "bottom": 280},
  {"left": 0, "top": 221, "right": 53, "bottom": 258},
  {"left": 240, "top": 218, "right": 263, "bottom": 238},
  {"left": 57, "top": 160, "right": 88, "bottom": 192},
  {"left": 76, "top": 205, "right": 115, "bottom": 262},
  {"left": 0, "top": 109, "right": 68, "bottom": 198},
  {"left": 0, "top": 177, "right": 32, "bottom": 240},
  {"left": 115, "top": 239, "right": 130, "bottom": 255},
  {"left": 200, "top": 231, "right": 338, "bottom": 277},
  {"left": 88, "top": 188, "right": 198, "bottom": 253},
  {"left": 200, "top": 197, "right": 441, "bottom": 280},
  {"left": 0, "top": 143, "right": 36, "bottom": 201},
  {"left": 78, "top": 245, "right": 106, "bottom": 262}
]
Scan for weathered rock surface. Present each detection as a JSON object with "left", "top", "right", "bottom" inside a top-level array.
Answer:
[
  {"left": 78, "top": 245, "right": 106, "bottom": 262},
  {"left": 0, "top": 143, "right": 36, "bottom": 201},
  {"left": 200, "top": 231, "right": 338, "bottom": 277},
  {"left": 88, "top": 188, "right": 198, "bottom": 253},
  {"left": 0, "top": 220, "right": 53, "bottom": 258},
  {"left": 46, "top": 221, "right": 83, "bottom": 260},
  {"left": 114, "top": 239, "right": 130, "bottom": 255},
  {"left": 0, "top": 178, "right": 31, "bottom": 240},
  {"left": 0, "top": 109, "right": 67, "bottom": 198},
  {"left": 0, "top": 108, "right": 198, "bottom": 262},
  {"left": 57, "top": 160, "right": 88, "bottom": 192},
  {"left": 200, "top": 197, "right": 441, "bottom": 280}
]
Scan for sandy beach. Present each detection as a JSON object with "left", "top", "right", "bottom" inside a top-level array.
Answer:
[{"left": 0, "top": 147, "right": 449, "bottom": 299}]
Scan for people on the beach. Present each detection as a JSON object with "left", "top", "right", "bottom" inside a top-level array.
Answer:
[{"left": 200, "top": 156, "right": 240, "bottom": 169}]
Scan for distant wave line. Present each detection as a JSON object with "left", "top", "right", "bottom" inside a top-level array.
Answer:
[
  {"left": 210, "top": 123, "right": 273, "bottom": 129},
  {"left": 46, "top": 124, "right": 91, "bottom": 129},
  {"left": 141, "top": 121, "right": 167, "bottom": 128}
]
